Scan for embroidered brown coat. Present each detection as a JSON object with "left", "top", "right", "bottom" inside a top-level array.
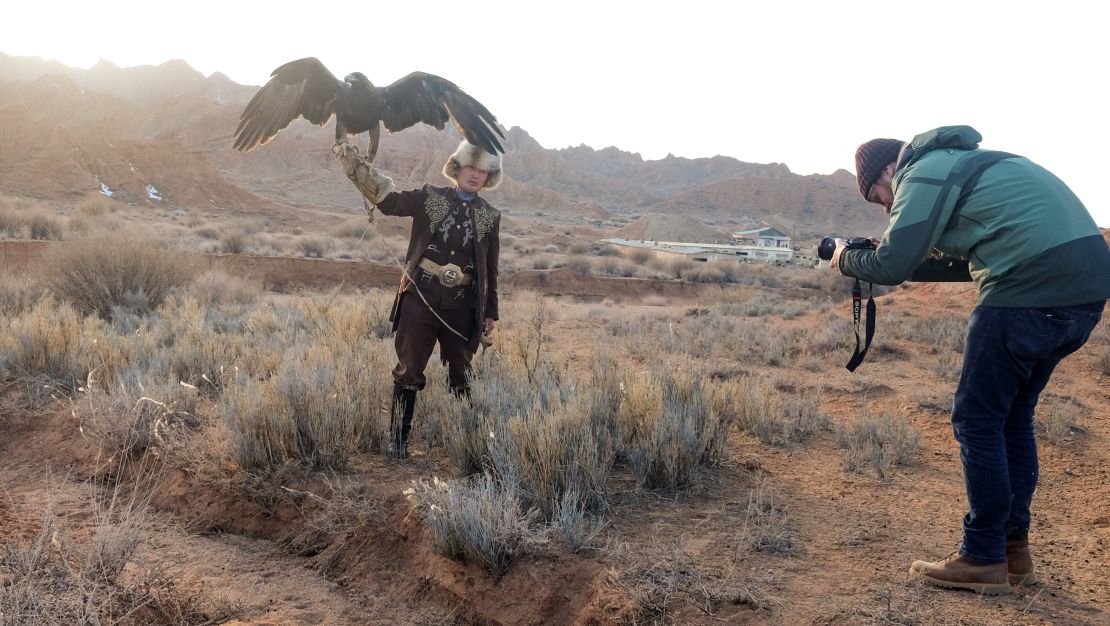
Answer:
[{"left": 377, "top": 184, "right": 500, "bottom": 351}]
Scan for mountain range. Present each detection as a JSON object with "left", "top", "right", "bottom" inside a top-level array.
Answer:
[{"left": 0, "top": 53, "right": 888, "bottom": 239}]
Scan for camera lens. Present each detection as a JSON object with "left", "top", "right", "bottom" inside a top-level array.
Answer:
[{"left": 817, "top": 236, "right": 837, "bottom": 261}]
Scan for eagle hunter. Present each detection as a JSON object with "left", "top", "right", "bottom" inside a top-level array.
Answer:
[{"left": 233, "top": 57, "right": 505, "bottom": 161}]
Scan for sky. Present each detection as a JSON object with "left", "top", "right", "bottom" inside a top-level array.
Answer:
[{"left": 4, "top": 0, "right": 1108, "bottom": 226}]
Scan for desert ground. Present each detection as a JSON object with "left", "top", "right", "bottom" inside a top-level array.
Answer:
[{"left": 1, "top": 197, "right": 1108, "bottom": 626}]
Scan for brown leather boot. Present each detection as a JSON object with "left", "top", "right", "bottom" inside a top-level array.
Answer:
[
  {"left": 1006, "top": 538, "right": 1037, "bottom": 585},
  {"left": 909, "top": 552, "right": 1011, "bottom": 595}
]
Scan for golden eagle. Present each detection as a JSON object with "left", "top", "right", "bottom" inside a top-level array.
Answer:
[{"left": 233, "top": 57, "right": 504, "bottom": 160}]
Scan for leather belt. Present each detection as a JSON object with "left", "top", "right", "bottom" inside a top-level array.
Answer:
[{"left": 417, "top": 258, "right": 473, "bottom": 287}]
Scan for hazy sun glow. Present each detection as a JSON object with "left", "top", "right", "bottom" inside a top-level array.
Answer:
[{"left": 4, "top": 0, "right": 1108, "bottom": 226}]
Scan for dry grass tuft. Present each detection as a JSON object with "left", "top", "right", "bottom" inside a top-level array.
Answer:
[
  {"left": 0, "top": 297, "right": 107, "bottom": 391},
  {"left": 620, "top": 368, "right": 733, "bottom": 491},
  {"left": 731, "top": 377, "right": 828, "bottom": 446},
  {"left": 836, "top": 415, "right": 921, "bottom": 479},
  {"left": 0, "top": 479, "right": 232, "bottom": 625},
  {"left": 406, "top": 474, "right": 540, "bottom": 575},
  {"left": 1036, "top": 396, "right": 1086, "bottom": 444}
]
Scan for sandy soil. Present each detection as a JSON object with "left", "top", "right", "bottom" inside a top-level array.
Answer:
[{"left": 2, "top": 251, "right": 1108, "bottom": 625}]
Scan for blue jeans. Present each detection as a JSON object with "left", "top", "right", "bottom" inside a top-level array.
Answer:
[{"left": 953, "top": 302, "right": 1103, "bottom": 564}]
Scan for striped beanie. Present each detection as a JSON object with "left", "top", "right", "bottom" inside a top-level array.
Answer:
[{"left": 855, "top": 138, "right": 904, "bottom": 201}]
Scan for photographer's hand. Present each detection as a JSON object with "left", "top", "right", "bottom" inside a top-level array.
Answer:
[{"left": 829, "top": 238, "right": 849, "bottom": 271}]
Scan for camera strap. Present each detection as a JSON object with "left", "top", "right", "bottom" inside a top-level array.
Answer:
[{"left": 845, "top": 278, "right": 875, "bottom": 372}]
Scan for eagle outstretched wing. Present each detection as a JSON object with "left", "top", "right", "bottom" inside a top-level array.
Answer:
[
  {"left": 233, "top": 59, "right": 505, "bottom": 159},
  {"left": 380, "top": 72, "right": 505, "bottom": 156},
  {"left": 233, "top": 58, "right": 341, "bottom": 152}
]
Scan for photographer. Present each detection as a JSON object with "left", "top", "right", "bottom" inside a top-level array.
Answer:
[{"left": 832, "top": 126, "right": 1110, "bottom": 595}]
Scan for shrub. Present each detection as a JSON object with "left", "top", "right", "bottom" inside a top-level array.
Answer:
[
  {"left": 0, "top": 297, "right": 105, "bottom": 390},
  {"left": 195, "top": 227, "right": 220, "bottom": 240},
  {"left": 488, "top": 391, "right": 616, "bottom": 520},
  {"left": 566, "top": 255, "right": 592, "bottom": 275},
  {"left": 28, "top": 212, "right": 65, "bottom": 240},
  {"left": 406, "top": 474, "right": 538, "bottom": 574},
  {"left": 668, "top": 257, "right": 694, "bottom": 279},
  {"left": 0, "top": 274, "right": 47, "bottom": 317},
  {"left": 77, "top": 373, "right": 200, "bottom": 459},
  {"left": 330, "top": 217, "right": 372, "bottom": 239},
  {"left": 621, "top": 369, "right": 730, "bottom": 491},
  {"left": 220, "top": 233, "right": 246, "bottom": 254},
  {"left": 44, "top": 235, "right": 196, "bottom": 321},
  {"left": 188, "top": 270, "right": 263, "bottom": 307},
  {"left": 221, "top": 341, "right": 389, "bottom": 470},
  {"left": 835, "top": 415, "right": 921, "bottom": 479},
  {"left": 737, "top": 477, "right": 797, "bottom": 554},
  {"left": 0, "top": 208, "right": 26, "bottom": 236},
  {"left": 0, "top": 483, "right": 224, "bottom": 624},
  {"left": 77, "top": 195, "right": 117, "bottom": 217},
  {"left": 1036, "top": 397, "right": 1085, "bottom": 444},
  {"left": 299, "top": 237, "right": 330, "bottom": 258}
]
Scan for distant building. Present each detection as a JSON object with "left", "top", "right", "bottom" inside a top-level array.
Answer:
[
  {"left": 732, "top": 227, "right": 793, "bottom": 250},
  {"left": 600, "top": 237, "right": 795, "bottom": 263}
]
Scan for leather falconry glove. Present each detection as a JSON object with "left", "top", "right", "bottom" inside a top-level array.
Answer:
[{"left": 332, "top": 140, "right": 396, "bottom": 207}]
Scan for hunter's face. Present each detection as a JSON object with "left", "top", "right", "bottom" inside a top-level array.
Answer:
[{"left": 457, "top": 166, "right": 489, "bottom": 194}]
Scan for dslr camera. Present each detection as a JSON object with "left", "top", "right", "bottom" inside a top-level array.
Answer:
[{"left": 817, "top": 236, "right": 876, "bottom": 261}]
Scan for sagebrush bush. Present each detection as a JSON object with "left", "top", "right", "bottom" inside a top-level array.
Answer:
[
  {"left": 330, "top": 217, "right": 372, "bottom": 239},
  {"left": 489, "top": 390, "right": 617, "bottom": 520},
  {"left": 28, "top": 212, "right": 65, "bottom": 240},
  {"left": 221, "top": 338, "right": 390, "bottom": 470},
  {"left": 620, "top": 368, "right": 729, "bottom": 491},
  {"left": 835, "top": 415, "right": 921, "bottom": 479},
  {"left": 78, "top": 373, "right": 200, "bottom": 459},
  {"left": 0, "top": 207, "right": 25, "bottom": 236},
  {"left": 406, "top": 474, "right": 538, "bottom": 574},
  {"left": 0, "top": 274, "right": 47, "bottom": 317},
  {"left": 1036, "top": 398, "right": 1085, "bottom": 444},
  {"left": 44, "top": 235, "right": 196, "bottom": 320},
  {"left": 0, "top": 297, "right": 106, "bottom": 390},
  {"left": 1, "top": 482, "right": 220, "bottom": 624},
  {"left": 734, "top": 377, "right": 826, "bottom": 446},
  {"left": 220, "top": 233, "right": 246, "bottom": 254},
  {"left": 299, "top": 237, "right": 330, "bottom": 258},
  {"left": 187, "top": 270, "right": 263, "bottom": 307},
  {"left": 76, "top": 195, "right": 117, "bottom": 217},
  {"left": 737, "top": 477, "right": 797, "bottom": 554}
]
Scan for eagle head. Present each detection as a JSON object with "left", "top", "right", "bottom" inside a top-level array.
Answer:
[{"left": 344, "top": 72, "right": 374, "bottom": 89}]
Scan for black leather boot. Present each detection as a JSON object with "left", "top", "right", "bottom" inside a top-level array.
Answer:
[{"left": 389, "top": 385, "right": 417, "bottom": 459}]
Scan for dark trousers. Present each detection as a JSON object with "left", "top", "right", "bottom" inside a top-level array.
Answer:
[
  {"left": 392, "top": 294, "right": 477, "bottom": 390},
  {"left": 953, "top": 302, "right": 1103, "bottom": 564}
]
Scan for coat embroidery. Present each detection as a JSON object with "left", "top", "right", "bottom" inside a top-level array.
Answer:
[
  {"left": 475, "top": 206, "right": 497, "bottom": 241},
  {"left": 424, "top": 190, "right": 450, "bottom": 231}
]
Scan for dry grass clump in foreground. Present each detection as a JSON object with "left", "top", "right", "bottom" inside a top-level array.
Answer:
[
  {"left": 1036, "top": 395, "right": 1086, "bottom": 445},
  {"left": 0, "top": 297, "right": 107, "bottom": 393},
  {"left": 405, "top": 474, "right": 540, "bottom": 575},
  {"left": 730, "top": 376, "right": 828, "bottom": 446},
  {"left": 835, "top": 414, "right": 922, "bottom": 479},
  {"left": 620, "top": 367, "right": 734, "bottom": 490},
  {"left": 0, "top": 480, "right": 233, "bottom": 625}
]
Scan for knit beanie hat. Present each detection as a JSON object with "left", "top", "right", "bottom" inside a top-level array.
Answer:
[{"left": 855, "top": 138, "right": 904, "bottom": 201}]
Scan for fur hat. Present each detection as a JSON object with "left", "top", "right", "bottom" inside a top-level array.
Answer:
[
  {"left": 443, "top": 141, "right": 503, "bottom": 190},
  {"left": 855, "top": 138, "right": 904, "bottom": 201}
]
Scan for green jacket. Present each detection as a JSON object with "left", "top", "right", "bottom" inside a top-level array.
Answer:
[{"left": 839, "top": 125, "right": 1110, "bottom": 307}]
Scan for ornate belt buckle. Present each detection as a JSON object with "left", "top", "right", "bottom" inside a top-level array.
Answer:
[{"left": 440, "top": 264, "right": 462, "bottom": 287}]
